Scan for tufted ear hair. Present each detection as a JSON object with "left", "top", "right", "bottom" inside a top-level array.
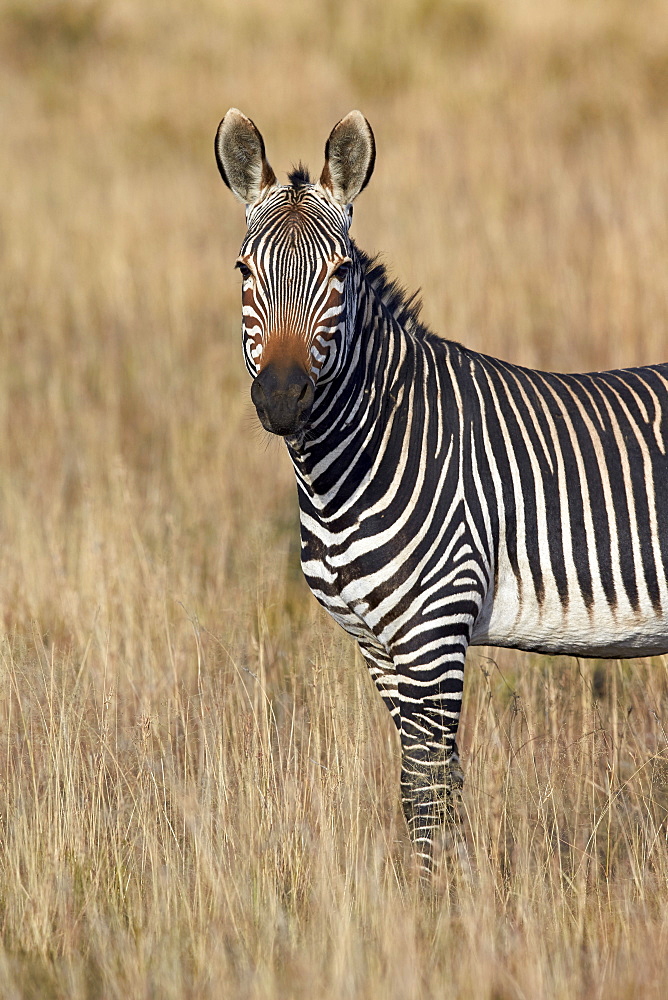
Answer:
[
  {"left": 215, "top": 109, "right": 277, "bottom": 204},
  {"left": 319, "top": 111, "right": 375, "bottom": 205}
]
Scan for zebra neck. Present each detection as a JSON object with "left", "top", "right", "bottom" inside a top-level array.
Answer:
[{"left": 287, "top": 268, "right": 458, "bottom": 512}]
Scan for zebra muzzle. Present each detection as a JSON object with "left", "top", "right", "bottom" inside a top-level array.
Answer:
[{"left": 250, "top": 363, "right": 314, "bottom": 436}]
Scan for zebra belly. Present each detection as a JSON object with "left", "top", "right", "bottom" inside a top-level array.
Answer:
[{"left": 472, "top": 578, "right": 668, "bottom": 658}]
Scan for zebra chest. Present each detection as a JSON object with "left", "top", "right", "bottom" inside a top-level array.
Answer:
[{"left": 298, "top": 517, "right": 395, "bottom": 638}]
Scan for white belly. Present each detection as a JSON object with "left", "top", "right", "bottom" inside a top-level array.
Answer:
[{"left": 471, "top": 572, "right": 668, "bottom": 658}]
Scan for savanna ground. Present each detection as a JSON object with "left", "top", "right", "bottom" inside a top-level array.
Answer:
[{"left": 1, "top": 0, "right": 668, "bottom": 996}]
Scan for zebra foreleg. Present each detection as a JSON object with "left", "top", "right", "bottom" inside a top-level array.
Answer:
[
  {"left": 397, "top": 655, "right": 467, "bottom": 874},
  {"left": 357, "top": 639, "right": 401, "bottom": 731}
]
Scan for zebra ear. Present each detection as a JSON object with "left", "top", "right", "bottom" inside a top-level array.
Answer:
[
  {"left": 215, "top": 109, "right": 277, "bottom": 205},
  {"left": 320, "top": 111, "right": 376, "bottom": 205}
]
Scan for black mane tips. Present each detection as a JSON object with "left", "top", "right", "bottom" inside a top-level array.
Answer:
[
  {"left": 355, "top": 245, "right": 428, "bottom": 337},
  {"left": 288, "top": 163, "right": 312, "bottom": 187}
]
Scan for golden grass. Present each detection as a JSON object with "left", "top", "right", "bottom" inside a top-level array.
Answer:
[{"left": 2, "top": 0, "right": 668, "bottom": 995}]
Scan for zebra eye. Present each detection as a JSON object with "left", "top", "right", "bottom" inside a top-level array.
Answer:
[
  {"left": 332, "top": 259, "right": 352, "bottom": 279},
  {"left": 235, "top": 260, "right": 253, "bottom": 281}
]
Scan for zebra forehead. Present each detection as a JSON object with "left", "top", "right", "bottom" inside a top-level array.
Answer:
[
  {"left": 245, "top": 184, "right": 349, "bottom": 238},
  {"left": 243, "top": 228, "right": 344, "bottom": 271}
]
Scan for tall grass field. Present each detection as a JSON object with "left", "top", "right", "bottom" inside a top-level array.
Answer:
[{"left": 2, "top": 0, "right": 668, "bottom": 996}]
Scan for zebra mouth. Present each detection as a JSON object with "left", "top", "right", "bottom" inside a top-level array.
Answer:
[
  {"left": 250, "top": 364, "right": 314, "bottom": 437},
  {"left": 254, "top": 405, "right": 311, "bottom": 437}
]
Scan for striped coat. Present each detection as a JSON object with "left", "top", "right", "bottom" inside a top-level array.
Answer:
[{"left": 215, "top": 108, "right": 668, "bottom": 870}]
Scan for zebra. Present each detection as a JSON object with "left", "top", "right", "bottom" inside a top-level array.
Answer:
[{"left": 214, "top": 108, "right": 668, "bottom": 872}]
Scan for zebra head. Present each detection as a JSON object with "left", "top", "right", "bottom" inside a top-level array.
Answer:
[{"left": 215, "top": 109, "right": 375, "bottom": 437}]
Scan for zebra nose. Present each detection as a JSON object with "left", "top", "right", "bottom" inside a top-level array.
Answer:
[{"left": 251, "top": 364, "right": 314, "bottom": 436}]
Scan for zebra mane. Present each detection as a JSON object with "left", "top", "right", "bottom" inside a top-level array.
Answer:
[
  {"left": 355, "top": 244, "right": 430, "bottom": 339},
  {"left": 288, "top": 164, "right": 312, "bottom": 187}
]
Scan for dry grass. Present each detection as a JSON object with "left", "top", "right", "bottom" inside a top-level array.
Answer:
[{"left": 2, "top": 0, "right": 668, "bottom": 995}]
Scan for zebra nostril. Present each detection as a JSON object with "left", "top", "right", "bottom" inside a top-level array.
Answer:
[
  {"left": 297, "top": 380, "right": 314, "bottom": 408},
  {"left": 250, "top": 378, "right": 267, "bottom": 408}
]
